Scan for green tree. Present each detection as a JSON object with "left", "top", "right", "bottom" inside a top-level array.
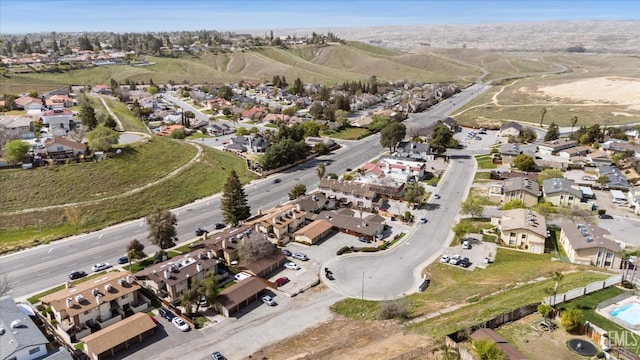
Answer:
[
  {"left": 380, "top": 122, "right": 407, "bottom": 153},
  {"left": 532, "top": 202, "right": 556, "bottom": 219},
  {"left": 502, "top": 199, "right": 527, "bottom": 210},
  {"left": 550, "top": 271, "right": 564, "bottom": 307},
  {"left": 317, "top": 162, "right": 326, "bottom": 180},
  {"left": 147, "top": 85, "right": 159, "bottom": 95},
  {"left": 80, "top": 102, "right": 98, "bottom": 130},
  {"left": 512, "top": 154, "right": 536, "bottom": 171},
  {"left": 87, "top": 125, "right": 119, "bottom": 151},
  {"left": 4, "top": 139, "right": 30, "bottom": 165},
  {"left": 221, "top": 170, "right": 251, "bottom": 227},
  {"left": 288, "top": 183, "right": 307, "bottom": 200},
  {"left": 596, "top": 175, "right": 609, "bottom": 188},
  {"left": 539, "top": 107, "right": 547, "bottom": 128},
  {"left": 368, "top": 115, "right": 392, "bottom": 132},
  {"left": 312, "top": 142, "right": 330, "bottom": 155},
  {"left": 561, "top": 308, "right": 582, "bottom": 333},
  {"left": 429, "top": 123, "right": 453, "bottom": 155},
  {"left": 517, "top": 127, "right": 537, "bottom": 143},
  {"left": 282, "top": 106, "right": 298, "bottom": 116},
  {"left": 126, "top": 239, "right": 146, "bottom": 271},
  {"left": 544, "top": 122, "right": 560, "bottom": 141},
  {"left": 169, "top": 128, "right": 186, "bottom": 139},
  {"left": 403, "top": 182, "right": 426, "bottom": 206},
  {"left": 146, "top": 208, "right": 177, "bottom": 250},
  {"left": 473, "top": 338, "right": 506, "bottom": 360},
  {"left": 538, "top": 303, "right": 553, "bottom": 319},
  {"left": 302, "top": 121, "right": 320, "bottom": 137},
  {"left": 537, "top": 169, "right": 564, "bottom": 185},
  {"left": 460, "top": 196, "right": 485, "bottom": 218},
  {"left": 431, "top": 337, "right": 461, "bottom": 360},
  {"left": 103, "top": 115, "right": 118, "bottom": 130},
  {"left": 217, "top": 85, "right": 234, "bottom": 101},
  {"left": 570, "top": 116, "right": 578, "bottom": 132},
  {"left": 308, "top": 102, "right": 324, "bottom": 120},
  {"left": 259, "top": 139, "right": 308, "bottom": 170}
]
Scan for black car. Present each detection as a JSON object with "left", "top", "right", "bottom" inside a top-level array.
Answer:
[
  {"left": 273, "top": 178, "right": 281, "bottom": 184},
  {"left": 159, "top": 307, "right": 175, "bottom": 321},
  {"left": 598, "top": 214, "right": 614, "bottom": 219},
  {"left": 117, "top": 256, "right": 129, "bottom": 264},
  {"left": 195, "top": 227, "right": 209, "bottom": 236},
  {"left": 418, "top": 278, "right": 431, "bottom": 292},
  {"left": 69, "top": 271, "right": 87, "bottom": 280},
  {"left": 281, "top": 249, "right": 292, "bottom": 256},
  {"left": 459, "top": 257, "right": 471, "bottom": 268},
  {"left": 213, "top": 222, "right": 226, "bottom": 230}
]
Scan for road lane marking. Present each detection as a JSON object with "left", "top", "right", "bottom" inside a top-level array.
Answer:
[{"left": 48, "top": 248, "right": 54, "bottom": 254}]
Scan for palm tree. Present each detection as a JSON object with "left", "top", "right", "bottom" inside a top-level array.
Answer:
[
  {"left": 551, "top": 271, "right": 564, "bottom": 307},
  {"left": 621, "top": 250, "right": 631, "bottom": 282},
  {"left": 317, "top": 162, "right": 326, "bottom": 180},
  {"left": 431, "top": 337, "right": 460, "bottom": 360},
  {"left": 570, "top": 116, "right": 578, "bottom": 133},
  {"left": 539, "top": 107, "right": 547, "bottom": 128}
]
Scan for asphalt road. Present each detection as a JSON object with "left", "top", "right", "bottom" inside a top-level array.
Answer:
[{"left": 1, "top": 84, "right": 487, "bottom": 301}]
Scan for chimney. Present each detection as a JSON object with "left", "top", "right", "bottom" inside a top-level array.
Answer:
[
  {"left": 222, "top": 239, "right": 227, "bottom": 249},
  {"left": 104, "top": 284, "right": 113, "bottom": 292},
  {"left": 127, "top": 274, "right": 133, "bottom": 284},
  {"left": 65, "top": 280, "right": 72, "bottom": 289},
  {"left": 164, "top": 269, "right": 170, "bottom": 279},
  {"left": 196, "top": 263, "right": 202, "bottom": 272},
  {"left": 96, "top": 294, "right": 103, "bottom": 305},
  {"left": 66, "top": 298, "right": 73, "bottom": 308},
  {"left": 207, "top": 250, "right": 213, "bottom": 259}
]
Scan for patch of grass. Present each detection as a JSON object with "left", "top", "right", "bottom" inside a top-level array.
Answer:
[
  {"left": 321, "top": 127, "right": 371, "bottom": 140},
  {"left": 474, "top": 172, "right": 491, "bottom": 181},
  {"left": 452, "top": 218, "right": 496, "bottom": 245},
  {"left": 422, "top": 173, "right": 440, "bottom": 186},
  {"left": 103, "top": 97, "right": 149, "bottom": 133},
  {"left": 264, "top": 123, "right": 278, "bottom": 128},
  {"left": 406, "top": 268, "right": 609, "bottom": 338},
  {"left": 192, "top": 313, "right": 208, "bottom": 329},
  {"left": 330, "top": 298, "right": 380, "bottom": 320},
  {"left": 186, "top": 132, "right": 209, "bottom": 140},
  {"left": 475, "top": 154, "right": 497, "bottom": 169}
]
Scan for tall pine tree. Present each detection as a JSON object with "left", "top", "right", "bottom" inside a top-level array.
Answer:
[{"left": 221, "top": 170, "right": 251, "bottom": 227}]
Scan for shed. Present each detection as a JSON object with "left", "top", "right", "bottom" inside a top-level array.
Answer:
[
  {"left": 580, "top": 187, "right": 595, "bottom": 199},
  {"left": 611, "top": 189, "right": 627, "bottom": 202}
]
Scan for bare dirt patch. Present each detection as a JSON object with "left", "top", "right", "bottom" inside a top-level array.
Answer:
[
  {"left": 535, "top": 77, "right": 640, "bottom": 110},
  {"left": 247, "top": 317, "right": 432, "bottom": 360}
]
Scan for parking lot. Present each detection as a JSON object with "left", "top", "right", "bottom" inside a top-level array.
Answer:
[{"left": 441, "top": 236, "right": 497, "bottom": 271}]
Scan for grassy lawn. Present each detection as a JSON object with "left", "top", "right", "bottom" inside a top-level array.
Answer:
[
  {"left": 321, "top": 127, "right": 371, "bottom": 140},
  {"left": 475, "top": 154, "right": 497, "bottom": 170},
  {"left": 473, "top": 172, "right": 492, "bottom": 182},
  {"left": 452, "top": 218, "right": 496, "bottom": 245},
  {"left": 0, "top": 143, "right": 256, "bottom": 253},
  {"left": 556, "top": 286, "right": 640, "bottom": 354},
  {"left": 469, "top": 187, "right": 500, "bottom": 206},
  {"left": 264, "top": 123, "right": 278, "bottom": 128},
  {"left": 331, "top": 247, "right": 607, "bottom": 335},
  {"left": 102, "top": 97, "right": 149, "bottom": 133},
  {"left": 422, "top": 173, "right": 440, "bottom": 186}
]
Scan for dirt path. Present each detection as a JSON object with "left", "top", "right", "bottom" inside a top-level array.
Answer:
[{"left": 97, "top": 96, "right": 124, "bottom": 131}]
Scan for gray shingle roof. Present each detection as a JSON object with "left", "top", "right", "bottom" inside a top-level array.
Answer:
[{"left": 0, "top": 296, "right": 49, "bottom": 360}]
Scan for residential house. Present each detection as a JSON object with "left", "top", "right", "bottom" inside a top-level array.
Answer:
[
  {"left": 440, "top": 117, "right": 460, "bottom": 132},
  {"left": 317, "top": 209, "right": 385, "bottom": 241},
  {"left": 82, "top": 313, "right": 156, "bottom": 360},
  {"left": 305, "top": 137, "right": 338, "bottom": 151},
  {"left": 14, "top": 96, "right": 43, "bottom": 112},
  {"left": 597, "top": 165, "right": 631, "bottom": 191},
  {"left": 242, "top": 252, "right": 288, "bottom": 279},
  {"left": 542, "top": 178, "right": 583, "bottom": 207},
  {"left": 603, "top": 140, "right": 640, "bottom": 159},
  {"left": 498, "top": 121, "right": 522, "bottom": 137},
  {"left": 215, "top": 277, "right": 266, "bottom": 317},
  {"left": 207, "top": 123, "right": 234, "bottom": 136},
  {"left": 558, "top": 145, "right": 591, "bottom": 160},
  {"left": 492, "top": 209, "right": 546, "bottom": 254},
  {"left": 41, "top": 109, "right": 74, "bottom": 133},
  {"left": 537, "top": 139, "right": 577, "bottom": 155},
  {"left": 248, "top": 204, "right": 306, "bottom": 245},
  {"left": 39, "top": 272, "right": 149, "bottom": 344},
  {"left": 45, "top": 137, "right": 87, "bottom": 160},
  {"left": 559, "top": 222, "right": 622, "bottom": 269},
  {"left": 92, "top": 85, "right": 111, "bottom": 94},
  {"left": 319, "top": 178, "right": 377, "bottom": 209},
  {"left": 470, "top": 328, "right": 527, "bottom": 360},
  {"left": 135, "top": 249, "right": 219, "bottom": 301},
  {"left": 502, "top": 177, "right": 540, "bottom": 207},
  {"left": 395, "top": 141, "right": 434, "bottom": 161},
  {"left": 240, "top": 107, "right": 266, "bottom": 121},
  {"left": 206, "top": 98, "right": 232, "bottom": 112},
  {"left": 263, "top": 113, "right": 290, "bottom": 123},
  {"left": 200, "top": 225, "right": 254, "bottom": 265},
  {"left": 586, "top": 151, "right": 612, "bottom": 167},
  {"left": 293, "top": 219, "right": 334, "bottom": 245},
  {"left": 0, "top": 296, "right": 49, "bottom": 360},
  {"left": 46, "top": 95, "right": 76, "bottom": 108},
  {"left": 0, "top": 115, "right": 34, "bottom": 141},
  {"left": 377, "top": 155, "right": 426, "bottom": 183}
]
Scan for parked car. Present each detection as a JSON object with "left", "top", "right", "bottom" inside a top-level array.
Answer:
[
  {"left": 459, "top": 257, "right": 471, "bottom": 268},
  {"left": 346, "top": 168, "right": 353, "bottom": 172},
  {"left": 292, "top": 252, "right": 309, "bottom": 261},
  {"left": 159, "top": 307, "right": 175, "bottom": 321},
  {"left": 261, "top": 295, "right": 277, "bottom": 306},
  {"left": 234, "top": 272, "right": 252, "bottom": 281},
  {"left": 172, "top": 317, "right": 190, "bottom": 331},
  {"left": 274, "top": 277, "right": 290, "bottom": 287},
  {"left": 213, "top": 222, "right": 226, "bottom": 229},
  {"left": 358, "top": 237, "right": 371, "bottom": 243},
  {"left": 419, "top": 217, "right": 427, "bottom": 224},
  {"left": 117, "top": 255, "right": 129, "bottom": 264},
  {"left": 434, "top": 194, "right": 441, "bottom": 200},
  {"left": 284, "top": 262, "right": 301, "bottom": 270},
  {"left": 462, "top": 240, "right": 472, "bottom": 250},
  {"left": 449, "top": 255, "right": 461, "bottom": 265},
  {"left": 69, "top": 271, "right": 87, "bottom": 280},
  {"left": 598, "top": 214, "right": 614, "bottom": 219},
  {"left": 281, "top": 249, "right": 292, "bottom": 256},
  {"left": 91, "top": 262, "right": 112, "bottom": 272},
  {"left": 195, "top": 227, "right": 209, "bottom": 236},
  {"left": 418, "top": 278, "right": 431, "bottom": 292},
  {"left": 440, "top": 255, "right": 450, "bottom": 263},
  {"left": 211, "top": 351, "right": 227, "bottom": 360}
]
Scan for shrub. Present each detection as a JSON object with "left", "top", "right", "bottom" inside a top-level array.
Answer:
[
  {"left": 467, "top": 295, "right": 480, "bottom": 303},
  {"left": 377, "top": 299, "right": 409, "bottom": 320},
  {"left": 359, "top": 247, "right": 379, "bottom": 252},
  {"left": 561, "top": 308, "right": 583, "bottom": 333},
  {"left": 622, "top": 280, "right": 635, "bottom": 289},
  {"left": 378, "top": 243, "right": 389, "bottom": 250},
  {"left": 538, "top": 303, "right": 553, "bottom": 318},
  {"left": 336, "top": 246, "right": 352, "bottom": 255}
]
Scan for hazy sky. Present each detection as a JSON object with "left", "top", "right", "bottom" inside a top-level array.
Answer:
[{"left": 1, "top": 0, "right": 638, "bottom": 34}]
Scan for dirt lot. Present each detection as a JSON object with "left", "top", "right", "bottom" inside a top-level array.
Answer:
[
  {"left": 247, "top": 317, "right": 432, "bottom": 360},
  {"left": 496, "top": 313, "right": 599, "bottom": 360},
  {"left": 535, "top": 76, "right": 640, "bottom": 111}
]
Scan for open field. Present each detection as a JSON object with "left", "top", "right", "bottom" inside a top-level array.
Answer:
[{"left": 0, "top": 140, "right": 256, "bottom": 253}]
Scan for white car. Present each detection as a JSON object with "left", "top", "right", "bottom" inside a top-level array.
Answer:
[
  {"left": 292, "top": 252, "right": 309, "bottom": 261},
  {"left": 261, "top": 295, "right": 276, "bottom": 306},
  {"left": 284, "top": 262, "right": 300, "bottom": 270},
  {"left": 234, "top": 272, "right": 252, "bottom": 281},
  {"left": 419, "top": 217, "right": 427, "bottom": 224},
  {"left": 91, "top": 262, "right": 112, "bottom": 272},
  {"left": 172, "top": 317, "right": 190, "bottom": 332},
  {"left": 440, "top": 255, "right": 450, "bottom": 263},
  {"left": 434, "top": 194, "right": 441, "bottom": 200},
  {"left": 449, "top": 255, "right": 461, "bottom": 265}
]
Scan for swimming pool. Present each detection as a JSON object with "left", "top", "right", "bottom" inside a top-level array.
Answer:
[{"left": 610, "top": 302, "right": 640, "bottom": 327}]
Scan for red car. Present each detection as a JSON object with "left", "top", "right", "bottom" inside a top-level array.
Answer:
[{"left": 274, "top": 277, "right": 289, "bottom": 287}]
